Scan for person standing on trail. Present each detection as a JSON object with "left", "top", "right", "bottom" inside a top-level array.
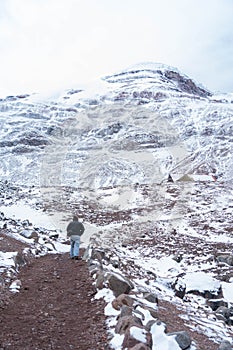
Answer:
[{"left": 66, "top": 216, "right": 85, "bottom": 260}]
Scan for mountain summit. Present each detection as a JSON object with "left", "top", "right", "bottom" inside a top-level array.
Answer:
[{"left": 103, "top": 62, "right": 211, "bottom": 98}]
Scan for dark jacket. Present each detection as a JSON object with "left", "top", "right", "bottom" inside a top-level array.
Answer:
[{"left": 67, "top": 221, "right": 85, "bottom": 237}]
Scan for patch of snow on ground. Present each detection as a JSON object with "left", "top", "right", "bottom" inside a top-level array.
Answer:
[
  {"left": 221, "top": 282, "right": 233, "bottom": 303},
  {"left": 151, "top": 323, "right": 181, "bottom": 350},
  {"left": 183, "top": 272, "right": 220, "bottom": 293},
  {"left": 0, "top": 251, "right": 16, "bottom": 269},
  {"left": 0, "top": 202, "right": 58, "bottom": 230}
]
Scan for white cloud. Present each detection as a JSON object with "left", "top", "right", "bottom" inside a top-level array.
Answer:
[{"left": 0, "top": 0, "right": 233, "bottom": 95}]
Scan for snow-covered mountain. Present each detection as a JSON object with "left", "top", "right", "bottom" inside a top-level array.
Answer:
[
  {"left": 0, "top": 62, "right": 233, "bottom": 189},
  {"left": 1, "top": 63, "right": 233, "bottom": 349}
]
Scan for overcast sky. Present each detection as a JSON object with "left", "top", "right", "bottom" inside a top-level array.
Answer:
[{"left": 0, "top": 0, "right": 233, "bottom": 96}]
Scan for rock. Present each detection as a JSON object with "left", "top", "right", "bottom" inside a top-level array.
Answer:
[
  {"left": 226, "top": 256, "right": 233, "bottom": 266},
  {"left": 168, "top": 331, "right": 192, "bottom": 350},
  {"left": 21, "top": 219, "right": 31, "bottom": 227},
  {"left": 164, "top": 70, "right": 211, "bottom": 97},
  {"left": 122, "top": 326, "right": 152, "bottom": 349},
  {"left": 215, "top": 306, "right": 233, "bottom": 325},
  {"left": 207, "top": 299, "right": 228, "bottom": 311},
  {"left": 145, "top": 320, "right": 157, "bottom": 331},
  {"left": 167, "top": 174, "right": 174, "bottom": 183},
  {"left": 112, "top": 294, "right": 135, "bottom": 310},
  {"left": 119, "top": 305, "right": 133, "bottom": 318},
  {"left": 177, "top": 174, "right": 194, "bottom": 182},
  {"left": 49, "top": 233, "right": 59, "bottom": 240},
  {"left": 143, "top": 306, "right": 158, "bottom": 319},
  {"left": 115, "top": 315, "right": 143, "bottom": 335},
  {"left": 44, "top": 241, "right": 56, "bottom": 251},
  {"left": 91, "top": 248, "right": 106, "bottom": 262},
  {"left": 89, "top": 260, "right": 103, "bottom": 274},
  {"left": 20, "top": 229, "right": 39, "bottom": 240},
  {"left": 110, "top": 256, "right": 120, "bottom": 268},
  {"left": 173, "top": 253, "right": 183, "bottom": 263},
  {"left": 143, "top": 292, "right": 158, "bottom": 304},
  {"left": 172, "top": 278, "right": 186, "bottom": 299},
  {"left": 107, "top": 272, "right": 134, "bottom": 297},
  {"left": 95, "top": 271, "right": 105, "bottom": 289},
  {"left": 9, "top": 279, "right": 22, "bottom": 292},
  {"left": 13, "top": 252, "right": 27, "bottom": 271},
  {"left": 218, "top": 340, "right": 232, "bottom": 350},
  {"left": 216, "top": 255, "right": 233, "bottom": 266}
]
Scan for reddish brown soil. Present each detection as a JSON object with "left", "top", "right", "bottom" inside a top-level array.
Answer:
[
  {"left": 0, "top": 251, "right": 110, "bottom": 350},
  {"left": 157, "top": 300, "right": 219, "bottom": 350}
]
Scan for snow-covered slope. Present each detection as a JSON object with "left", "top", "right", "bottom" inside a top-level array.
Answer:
[
  {"left": 1, "top": 62, "right": 233, "bottom": 349},
  {"left": 0, "top": 62, "right": 233, "bottom": 188}
]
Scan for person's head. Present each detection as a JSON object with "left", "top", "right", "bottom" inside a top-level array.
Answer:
[{"left": 73, "top": 215, "right": 79, "bottom": 221}]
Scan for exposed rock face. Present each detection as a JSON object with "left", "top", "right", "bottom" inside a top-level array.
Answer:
[
  {"left": 164, "top": 70, "right": 211, "bottom": 97},
  {"left": 104, "top": 64, "right": 211, "bottom": 98}
]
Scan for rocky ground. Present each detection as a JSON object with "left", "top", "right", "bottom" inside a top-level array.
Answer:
[
  {"left": 0, "top": 229, "right": 225, "bottom": 350},
  {"left": 0, "top": 234, "right": 110, "bottom": 350},
  {"left": 0, "top": 178, "right": 233, "bottom": 349}
]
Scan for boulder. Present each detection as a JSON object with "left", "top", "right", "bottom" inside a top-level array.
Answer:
[
  {"left": 218, "top": 340, "right": 232, "bottom": 350},
  {"left": 215, "top": 306, "right": 233, "bottom": 325},
  {"left": 115, "top": 315, "right": 143, "bottom": 335},
  {"left": 172, "top": 278, "right": 186, "bottom": 299},
  {"left": 89, "top": 261, "right": 103, "bottom": 275},
  {"left": 95, "top": 271, "right": 105, "bottom": 289},
  {"left": 20, "top": 229, "right": 39, "bottom": 240},
  {"left": 172, "top": 253, "right": 183, "bottom": 263},
  {"left": 112, "top": 294, "right": 135, "bottom": 310},
  {"left": 226, "top": 256, "right": 233, "bottom": 266},
  {"left": 91, "top": 248, "right": 106, "bottom": 262},
  {"left": 216, "top": 255, "right": 233, "bottom": 266},
  {"left": 145, "top": 320, "right": 157, "bottom": 331},
  {"left": 119, "top": 305, "right": 133, "bottom": 318},
  {"left": 122, "top": 326, "right": 152, "bottom": 349},
  {"left": 107, "top": 272, "right": 134, "bottom": 297},
  {"left": 207, "top": 299, "right": 228, "bottom": 311},
  {"left": 168, "top": 331, "right": 192, "bottom": 350},
  {"left": 143, "top": 306, "right": 158, "bottom": 319},
  {"left": 143, "top": 292, "right": 158, "bottom": 304}
]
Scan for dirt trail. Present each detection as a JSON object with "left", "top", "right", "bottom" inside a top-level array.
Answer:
[{"left": 0, "top": 251, "right": 110, "bottom": 350}]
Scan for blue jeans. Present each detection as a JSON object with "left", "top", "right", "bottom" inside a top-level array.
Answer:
[{"left": 70, "top": 236, "right": 80, "bottom": 258}]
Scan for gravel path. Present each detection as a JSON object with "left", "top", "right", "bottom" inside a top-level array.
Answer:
[{"left": 0, "top": 251, "right": 110, "bottom": 350}]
